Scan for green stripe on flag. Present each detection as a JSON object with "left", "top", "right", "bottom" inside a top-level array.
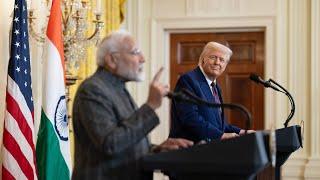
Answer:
[{"left": 36, "top": 110, "right": 70, "bottom": 180}]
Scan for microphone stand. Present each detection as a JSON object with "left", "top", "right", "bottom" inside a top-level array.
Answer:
[
  {"left": 264, "top": 79, "right": 300, "bottom": 180},
  {"left": 167, "top": 88, "right": 252, "bottom": 131},
  {"left": 267, "top": 79, "right": 296, "bottom": 128}
]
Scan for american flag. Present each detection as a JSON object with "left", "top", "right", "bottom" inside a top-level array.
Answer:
[{"left": 2, "top": 0, "right": 38, "bottom": 179}]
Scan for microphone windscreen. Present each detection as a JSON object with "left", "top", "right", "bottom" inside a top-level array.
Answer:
[
  {"left": 166, "top": 92, "right": 174, "bottom": 99},
  {"left": 249, "top": 74, "right": 261, "bottom": 83}
]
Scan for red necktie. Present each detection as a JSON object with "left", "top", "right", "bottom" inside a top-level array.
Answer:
[{"left": 211, "top": 82, "right": 222, "bottom": 113}]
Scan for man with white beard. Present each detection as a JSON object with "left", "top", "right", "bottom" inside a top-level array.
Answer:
[{"left": 72, "top": 30, "right": 193, "bottom": 180}]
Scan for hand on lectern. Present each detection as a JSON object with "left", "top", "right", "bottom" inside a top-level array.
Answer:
[
  {"left": 220, "top": 133, "right": 239, "bottom": 140},
  {"left": 239, "top": 129, "right": 256, "bottom": 136},
  {"left": 152, "top": 138, "right": 194, "bottom": 153}
]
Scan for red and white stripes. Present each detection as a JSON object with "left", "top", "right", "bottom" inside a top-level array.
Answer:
[{"left": 2, "top": 77, "right": 37, "bottom": 180}]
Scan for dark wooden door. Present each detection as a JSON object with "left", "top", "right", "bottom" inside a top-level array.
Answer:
[{"left": 170, "top": 32, "right": 265, "bottom": 130}]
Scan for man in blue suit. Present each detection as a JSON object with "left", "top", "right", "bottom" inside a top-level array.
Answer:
[{"left": 170, "top": 41, "right": 254, "bottom": 143}]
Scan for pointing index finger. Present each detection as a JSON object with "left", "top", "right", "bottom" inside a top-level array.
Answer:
[{"left": 152, "top": 67, "right": 164, "bottom": 83}]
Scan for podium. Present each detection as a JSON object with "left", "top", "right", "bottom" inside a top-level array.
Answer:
[
  {"left": 142, "top": 126, "right": 302, "bottom": 180},
  {"left": 273, "top": 125, "right": 302, "bottom": 179},
  {"left": 257, "top": 125, "right": 302, "bottom": 179},
  {"left": 275, "top": 125, "right": 302, "bottom": 166},
  {"left": 142, "top": 131, "right": 271, "bottom": 180}
]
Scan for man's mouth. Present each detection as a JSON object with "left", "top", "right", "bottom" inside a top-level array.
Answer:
[
  {"left": 211, "top": 67, "right": 220, "bottom": 71},
  {"left": 138, "top": 66, "right": 144, "bottom": 72}
]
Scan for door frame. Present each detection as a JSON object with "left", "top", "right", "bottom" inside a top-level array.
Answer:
[{"left": 149, "top": 17, "right": 276, "bottom": 142}]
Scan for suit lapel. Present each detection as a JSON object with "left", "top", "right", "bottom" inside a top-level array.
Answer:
[
  {"left": 216, "top": 84, "right": 223, "bottom": 104},
  {"left": 194, "top": 67, "right": 224, "bottom": 129},
  {"left": 123, "top": 88, "right": 138, "bottom": 110},
  {"left": 200, "top": 82, "right": 214, "bottom": 101},
  {"left": 216, "top": 83, "right": 225, "bottom": 126},
  {"left": 194, "top": 67, "right": 214, "bottom": 102}
]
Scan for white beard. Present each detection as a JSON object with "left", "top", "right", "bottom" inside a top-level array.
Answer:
[
  {"left": 135, "top": 71, "right": 145, "bottom": 82},
  {"left": 117, "top": 64, "right": 145, "bottom": 82}
]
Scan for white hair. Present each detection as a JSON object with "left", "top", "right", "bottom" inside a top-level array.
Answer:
[
  {"left": 198, "top": 41, "right": 233, "bottom": 66},
  {"left": 96, "top": 29, "right": 132, "bottom": 67}
]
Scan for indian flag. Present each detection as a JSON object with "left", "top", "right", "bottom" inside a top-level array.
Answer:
[{"left": 36, "top": 0, "right": 72, "bottom": 179}]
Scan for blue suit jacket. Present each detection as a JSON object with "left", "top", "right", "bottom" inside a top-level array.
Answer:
[{"left": 169, "top": 67, "right": 241, "bottom": 143}]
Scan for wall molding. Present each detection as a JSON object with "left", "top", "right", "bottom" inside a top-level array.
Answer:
[
  {"left": 186, "top": 0, "right": 240, "bottom": 17},
  {"left": 309, "top": 0, "right": 320, "bottom": 158},
  {"left": 282, "top": 157, "right": 308, "bottom": 179},
  {"left": 304, "top": 0, "right": 320, "bottom": 179},
  {"left": 305, "top": 158, "right": 320, "bottom": 179}
]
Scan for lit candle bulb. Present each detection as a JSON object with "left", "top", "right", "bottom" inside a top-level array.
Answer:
[{"left": 96, "top": 0, "right": 101, "bottom": 14}]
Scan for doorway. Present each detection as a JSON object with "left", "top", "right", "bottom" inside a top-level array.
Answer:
[{"left": 170, "top": 31, "right": 265, "bottom": 130}]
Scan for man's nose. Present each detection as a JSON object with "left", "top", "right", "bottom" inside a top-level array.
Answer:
[
  {"left": 213, "top": 59, "right": 220, "bottom": 65},
  {"left": 139, "top": 54, "right": 145, "bottom": 63}
]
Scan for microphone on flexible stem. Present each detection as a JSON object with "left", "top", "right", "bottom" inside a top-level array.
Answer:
[
  {"left": 269, "top": 79, "right": 295, "bottom": 127},
  {"left": 249, "top": 74, "right": 295, "bottom": 128},
  {"left": 249, "top": 74, "right": 281, "bottom": 92},
  {"left": 166, "top": 89, "right": 252, "bottom": 131},
  {"left": 166, "top": 91, "right": 198, "bottom": 104}
]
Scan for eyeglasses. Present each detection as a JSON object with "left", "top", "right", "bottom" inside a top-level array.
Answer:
[
  {"left": 111, "top": 48, "right": 142, "bottom": 56},
  {"left": 128, "top": 48, "right": 142, "bottom": 56},
  {"left": 206, "top": 55, "right": 227, "bottom": 64}
]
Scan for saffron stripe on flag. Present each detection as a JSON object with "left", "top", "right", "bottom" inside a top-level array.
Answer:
[{"left": 46, "top": 0, "right": 65, "bottom": 76}]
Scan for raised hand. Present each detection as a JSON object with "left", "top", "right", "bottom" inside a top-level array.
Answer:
[{"left": 146, "top": 67, "right": 169, "bottom": 110}]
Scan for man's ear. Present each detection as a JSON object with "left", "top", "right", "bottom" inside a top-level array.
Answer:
[
  {"left": 201, "top": 57, "right": 205, "bottom": 65},
  {"left": 105, "top": 54, "right": 117, "bottom": 70}
]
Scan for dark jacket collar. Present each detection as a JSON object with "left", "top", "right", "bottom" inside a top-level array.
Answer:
[{"left": 95, "top": 67, "right": 126, "bottom": 90}]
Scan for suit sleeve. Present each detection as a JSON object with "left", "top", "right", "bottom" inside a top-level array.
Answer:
[
  {"left": 73, "top": 84, "right": 159, "bottom": 156},
  {"left": 217, "top": 86, "right": 241, "bottom": 134},
  {"left": 224, "top": 123, "right": 241, "bottom": 134},
  {"left": 172, "top": 76, "right": 224, "bottom": 140}
]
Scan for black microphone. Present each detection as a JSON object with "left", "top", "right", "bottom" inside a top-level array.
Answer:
[
  {"left": 249, "top": 74, "right": 281, "bottom": 92},
  {"left": 166, "top": 89, "right": 252, "bottom": 131},
  {"left": 166, "top": 91, "right": 198, "bottom": 104},
  {"left": 249, "top": 74, "right": 296, "bottom": 127}
]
